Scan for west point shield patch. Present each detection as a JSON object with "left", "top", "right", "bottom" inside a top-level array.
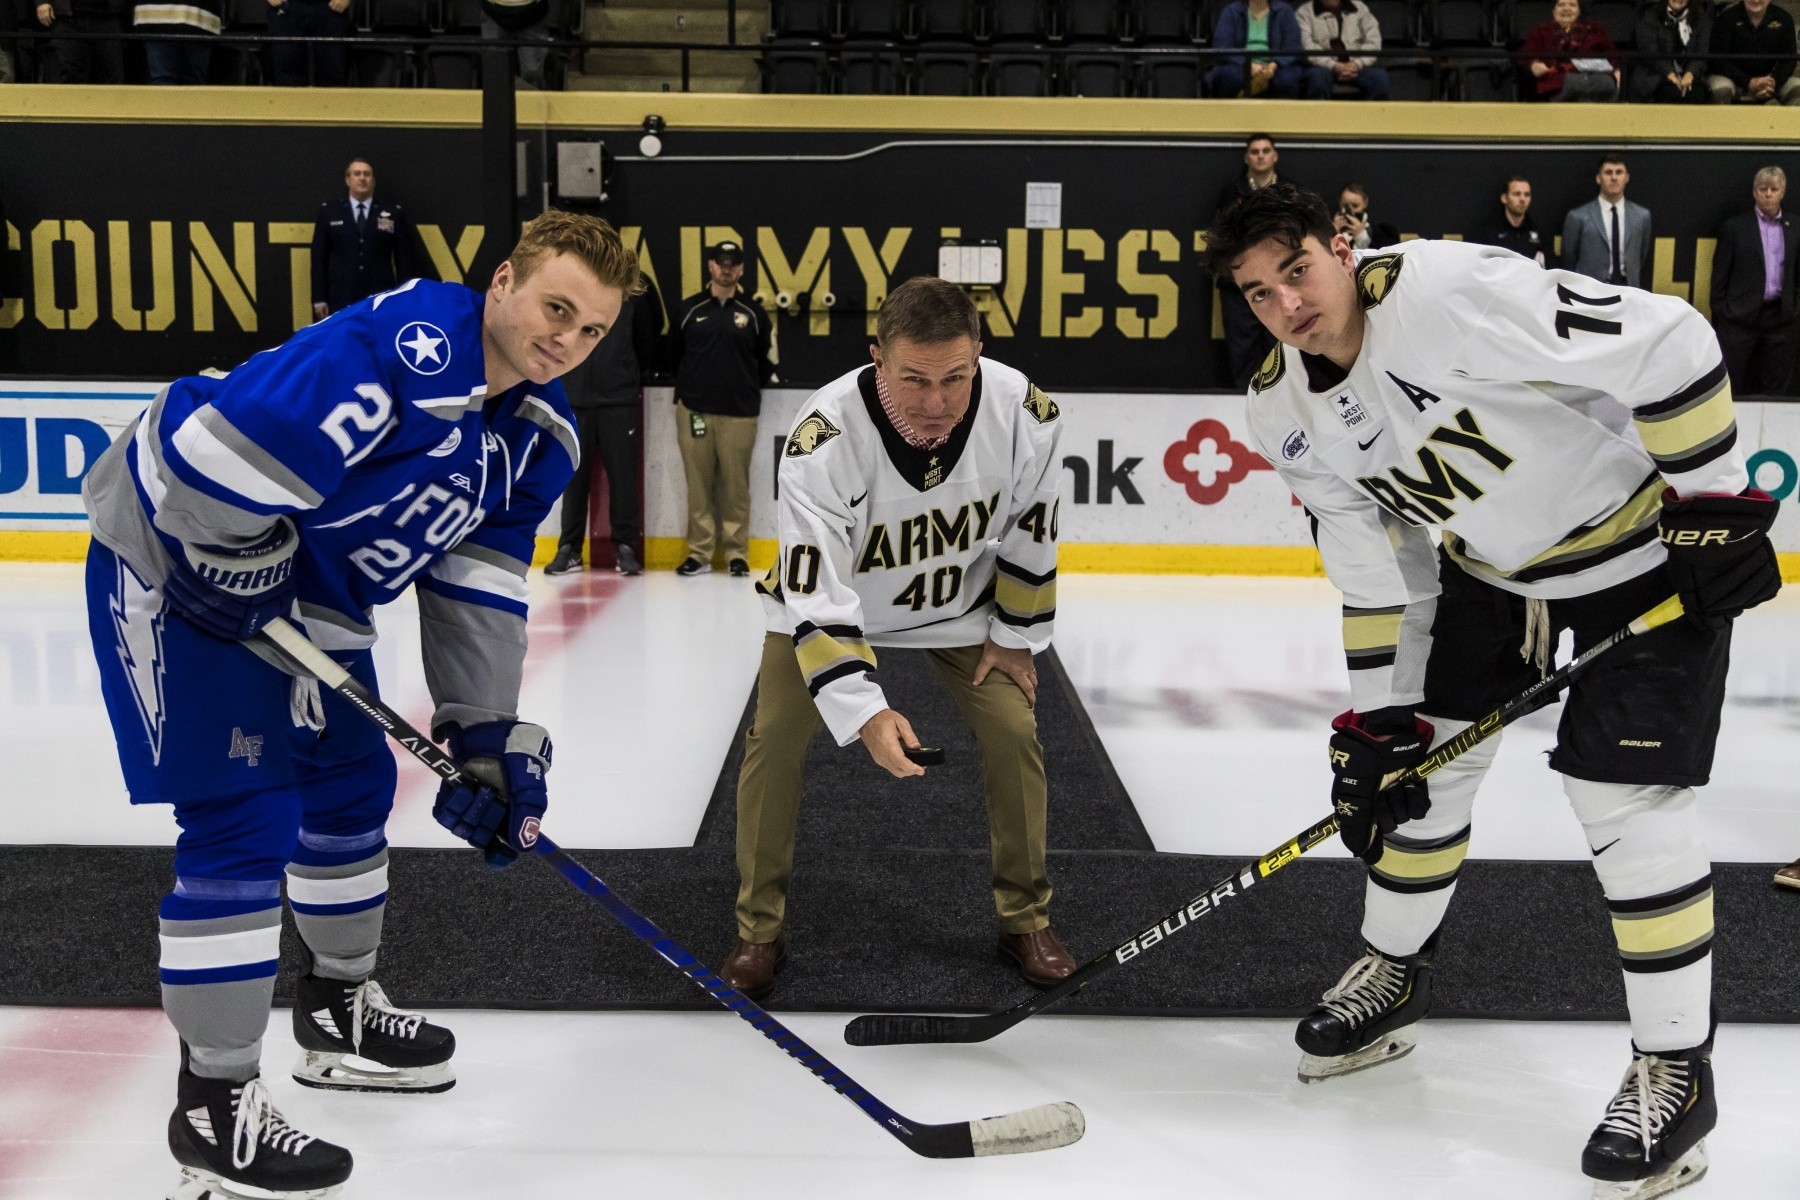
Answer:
[
  {"left": 1356, "top": 253, "right": 1404, "bottom": 308},
  {"left": 786, "top": 411, "right": 842, "bottom": 457},
  {"left": 1251, "top": 345, "right": 1286, "bottom": 393},
  {"left": 1023, "top": 383, "right": 1061, "bottom": 424}
]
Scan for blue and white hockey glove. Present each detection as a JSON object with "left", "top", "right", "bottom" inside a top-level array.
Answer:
[
  {"left": 1329, "top": 709, "right": 1433, "bottom": 867},
  {"left": 433, "top": 721, "right": 552, "bottom": 870},
  {"left": 161, "top": 516, "right": 299, "bottom": 641}
]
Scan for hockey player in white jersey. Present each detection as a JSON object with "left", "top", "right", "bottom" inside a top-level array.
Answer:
[
  {"left": 1206, "top": 184, "right": 1780, "bottom": 1198},
  {"left": 718, "top": 277, "right": 1073, "bottom": 999}
]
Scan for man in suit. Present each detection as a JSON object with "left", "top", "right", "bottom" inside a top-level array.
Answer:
[
  {"left": 310, "top": 158, "right": 419, "bottom": 320},
  {"left": 1711, "top": 166, "right": 1800, "bottom": 395},
  {"left": 1560, "top": 155, "right": 1653, "bottom": 289}
]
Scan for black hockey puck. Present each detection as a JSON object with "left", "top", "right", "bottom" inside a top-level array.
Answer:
[{"left": 903, "top": 745, "right": 945, "bottom": 767}]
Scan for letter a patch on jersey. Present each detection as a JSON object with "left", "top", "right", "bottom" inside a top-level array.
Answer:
[{"left": 786, "top": 411, "right": 842, "bottom": 457}]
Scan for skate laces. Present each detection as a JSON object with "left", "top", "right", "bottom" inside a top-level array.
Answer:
[
  {"left": 1320, "top": 952, "right": 1407, "bottom": 1027},
  {"left": 1597, "top": 1053, "right": 1692, "bottom": 1158},
  {"left": 230, "top": 1078, "right": 315, "bottom": 1170},
  {"left": 350, "top": 979, "right": 425, "bottom": 1052}
]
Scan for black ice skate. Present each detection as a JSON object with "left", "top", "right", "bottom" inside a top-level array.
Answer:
[
  {"left": 168, "top": 1066, "right": 352, "bottom": 1200},
  {"left": 292, "top": 974, "right": 456, "bottom": 1093},
  {"left": 1582, "top": 1040, "right": 1715, "bottom": 1199},
  {"left": 1294, "top": 943, "right": 1433, "bottom": 1083}
]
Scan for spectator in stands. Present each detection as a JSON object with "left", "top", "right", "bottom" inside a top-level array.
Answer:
[
  {"left": 1213, "top": 134, "right": 1293, "bottom": 389},
  {"left": 37, "top": 0, "right": 125, "bottom": 83},
  {"left": 1517, "top": 0, "right": 1621, "bottom": 101},
  {"left": 310, "top": 158, "right": 419, "bottom": 318},
  {"left": 1297, "top": 0, "right": 1389, "bottom": 99},
  {"left": 545, "top": 278, "right": 662, "bottom": 577},
  {"left": 1207, "top": 0, "right": 1306, "bottom": 98},
  {"left": 1334, "top": 183, "right": 1400, "bottom": 250},
  {"left": 1475, "top": 175, "right": 1548, "bottom": 266},
  {"left": 268, "top": 0, "right": 352, "bottom": 86},
  {"left": 1710, "top": 166, "right": 1799, "bottom": 395},
  {"left": 1561, "top": 155, "right": 1652, "bottom": 287},
  {"left": 133, "top": 0, "right": 221, "bottom": 83},
  {"left": 1632, "top": 0, "right": 1713, "bottom": 103},
  {"left": 482, "top": 0, "right": 553, "bottom": 89},
  {"left": 670, "top": 241, "right": 773, "bottom": 579},
  {"left": 1708, "top": 0, "right": 1800, "bottom": 104}
]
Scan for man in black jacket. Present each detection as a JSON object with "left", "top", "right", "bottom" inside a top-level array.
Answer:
[
  {"left": 1632, "top": 0, "right": 1710, "bottom": 102},
  {"left": 310, "top": 158, "right": 418, "bottom": 319},
  {"left": 545, "top": 279, "right": 662, "bottom": 576},
  {"left": 1708, "top": 0, "right": 1800, "bottom": 103},
  {"left": 1213, "top": 133, "right": 1297, "bottom": 389},
  {"left": 1711, "top": 166, "right": 1800, "bottom": 395},
  {"left": 1474, "top": 175, "right": 1548, "bottom": 266},
  {"left": 670, "top": 241, "right": 774, "bottom": 578}
]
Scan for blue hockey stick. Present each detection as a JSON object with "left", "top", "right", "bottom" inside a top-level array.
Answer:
[{"left": 261, "top": 616, "right": 1084, "bottom": 1160}]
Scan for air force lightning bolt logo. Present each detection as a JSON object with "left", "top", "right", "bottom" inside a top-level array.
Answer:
[
  {"left": 396, "top": 322, "right": 450, "bottom": 375},
  {"left": 110, "top": 557, "right": 168, "bottom": 765}
]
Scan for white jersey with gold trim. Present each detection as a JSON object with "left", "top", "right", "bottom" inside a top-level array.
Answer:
[
  {"left": 1244, "top": 239, "right": 1744, "bottom": 713},
  {"left": 759, "top": 357, "right": 1063, "bottom": 745}
]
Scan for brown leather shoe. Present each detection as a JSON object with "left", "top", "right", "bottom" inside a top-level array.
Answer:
[
  {"left": 997, "top": 926, "right": 1076, "bottom": 987},
  {"left": 1776, "top": 859, "right": 1800, "bottom": 890},
  {"left": 720, "top": 934, "right": 789, "bottom": 1000}
]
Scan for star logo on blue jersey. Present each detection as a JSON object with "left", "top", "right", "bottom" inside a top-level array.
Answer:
[{"left": 396, "top": 321, "right": 451, "bottom": 376}]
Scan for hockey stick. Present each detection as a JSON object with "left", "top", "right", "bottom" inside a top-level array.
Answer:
[
  {"left": 844, "top": 594, "right": 1688, "bottom": 1048},
  {"left": 258, "top": 616, "right": 1083, "bottom": 1159}
]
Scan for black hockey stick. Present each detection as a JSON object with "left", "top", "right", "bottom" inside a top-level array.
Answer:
[
  {"left": 844, "top": 594, "right": 1687, "bottom": 1048},
  {"left": 259, "top": 616, "right": 1083, "bottom": 1159}
]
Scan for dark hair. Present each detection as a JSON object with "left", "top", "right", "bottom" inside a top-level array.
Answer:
[
  {"left": 1501, "top": 173, "right": 1531, "bottom": 190},
  {"left": 1204, "top": 182, "right": 1336, "bottom": 280},
  {"left": 345, "top": 157, "right": 374, "bottom": 173},
  {"left": 1244, "top": 132, "right": 1276, "bottom": 150},
  {"left": 876, "top": 277, "right": 981, "bottom": 346},
  {"left": 1340, "top": 182, "right": 1370, "bottom": 203},
  {"left": 1598, "top": 153, "right": 1627, "bottom": 171}
]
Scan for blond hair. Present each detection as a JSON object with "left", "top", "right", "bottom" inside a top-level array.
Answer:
[{"left": 509, "top": 210, "right": 643, "bottom": 296}]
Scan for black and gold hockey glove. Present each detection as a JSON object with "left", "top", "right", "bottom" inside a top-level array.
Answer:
[
  {"left": 1659, "top": 488, "right": 1781, "bottom": 631},
  {"left": 1328, "top": 709, "right": 1434, "bottom": 867}
]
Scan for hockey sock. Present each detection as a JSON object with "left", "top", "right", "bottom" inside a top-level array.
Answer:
[
  {"left": 159, "top": 879, "right": 283, "bottom": 1082},
  {"left": 1566, "top": 778, "right": 1714, "bottom": 1053},
  {"left": 1361, "top": 716, "right": 1493, "bottom": 957},
  {"left": 287, "top": 826, "right": 388, "bottom": 982}
]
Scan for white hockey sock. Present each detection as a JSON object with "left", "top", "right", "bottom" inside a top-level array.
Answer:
[
  {"left": 1361, "top": 716, "right": 1494, "bottom": 958},
  {"left": 1565, "top": 777, "right": 1714, "bottom": 1052}
]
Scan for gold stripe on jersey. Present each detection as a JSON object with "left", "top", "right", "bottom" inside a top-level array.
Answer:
[
  {"left": 1632, "top": 363, "right": 1736, "bottom": 475},
  {"left": 1608, "top": 875, "right": 1714, "bottom": 974},
  {"left": 1342, "top": 605, "right": 1403, "bottom": 670},
  {"left": 1370, "top": 824, "right": 1471, "bottom": 894},
  {"left": 996, "top": 559, "right": 1057, "bottom": 627},
  {"left": 1443, "top": 472, "right": 1664, "bottom": 586},
  {"left": 793, "top": 622, "right": 877, "bottom": 695}
]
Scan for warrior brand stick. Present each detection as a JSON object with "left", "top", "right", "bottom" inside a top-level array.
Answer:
[
  {"left": 260, "top": 617, "right": 1083, "bottom": 1160},
  {"left": 844, "top": 595, "right": 1687, "bottom": 1048}
]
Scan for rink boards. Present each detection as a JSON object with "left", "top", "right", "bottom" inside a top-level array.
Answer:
[{"left": 5, "top": 380, "right": 1800, "bottom": 576}]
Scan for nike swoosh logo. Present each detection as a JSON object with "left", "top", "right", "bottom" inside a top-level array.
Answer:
[
  {"left": 849, "top": 491, "right": 868, "bottom": 507},
  {"left": 1592, "top": 839, "right": 1621, "bottom": 856},
  {"left": 1357, "top": 430, "right": 1384, "bottom": 451}
]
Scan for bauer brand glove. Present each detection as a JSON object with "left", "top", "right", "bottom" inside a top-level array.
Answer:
[
  {"left": 1659, "top": 488, "right": 1781, "bottom": 630},
  {"left": 434, "top": 720, "right": 552, "bottom": 870},
  {"left": 1328, "top": 709, "right": 1434, "bottom": 867},
  {"left": 161, "top": 516, "right": 299, "bottom": 641}
]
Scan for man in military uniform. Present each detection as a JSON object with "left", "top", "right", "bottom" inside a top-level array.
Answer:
[{"left": 311, "top": 158, "right": 419, "bottom": 320}]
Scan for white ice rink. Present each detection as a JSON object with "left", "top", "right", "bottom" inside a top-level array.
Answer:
[{"left": 4, "top": 566, "right": 1799, "bottom": 1199}]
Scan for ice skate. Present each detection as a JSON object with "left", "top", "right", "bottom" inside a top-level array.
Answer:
[
  {"left": 167, "top": 1068, "right": 351, "bottom": 1200},
  {"left": 1295, "top": 945, "right": 1433, "bottom": 1083},
  {"left": 1582, "top": 1040, "right": 1715, "bottom": 1199},
  {"left": 292, "top": 974, "right": 455, "bottom": 1093}
]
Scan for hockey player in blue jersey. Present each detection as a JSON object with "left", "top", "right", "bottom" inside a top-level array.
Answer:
[{"left": 81, "top": 211, "right": 641, "bottom": 1200}]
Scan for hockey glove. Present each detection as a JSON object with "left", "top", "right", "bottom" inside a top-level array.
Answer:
[
  {"left": 1659, "top": 488, "right": 1782, "bottom": 631},
  {"left": 1329, "top": 709, "right": 1434, "bottom": 867},
  {"left": 433, "top": 721, "right": 552, "bottom": 871},
  {"left": 161, "top": 516, "right": 299, "bottom": 641}
]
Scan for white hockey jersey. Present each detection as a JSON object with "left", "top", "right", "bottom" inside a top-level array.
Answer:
[
  {"left": 759, "top": 357, "right": 1064, "bottom": 745},
  {"left": 1244, "top": 239, "right": 1744, "bottom": 714}
]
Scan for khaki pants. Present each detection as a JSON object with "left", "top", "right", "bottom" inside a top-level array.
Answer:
[
  {"left": 735, "top": 632, "right": 1052, "bottom": 942},
  {"left": 675, "top": 400, "right": 757, "bottom": 564}
]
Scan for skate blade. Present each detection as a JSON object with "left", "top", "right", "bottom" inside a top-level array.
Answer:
[
  {"left": 292, "top": 1049, "right": 455, "bottom": 1094},
  {"left": 1590, "top": 1142, "right": 1708, "bottom": 1200},
  {"left": 1298, "top": 1030, "right": 1418, "bottom": 1083},
  {"left": 170, "top": 1164, "right": 345, "bottom": 1200}
]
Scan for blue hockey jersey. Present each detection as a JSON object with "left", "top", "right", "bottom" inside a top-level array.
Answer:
[{"left": 83, "top": 278, "right": 579, "bottom": 734}]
